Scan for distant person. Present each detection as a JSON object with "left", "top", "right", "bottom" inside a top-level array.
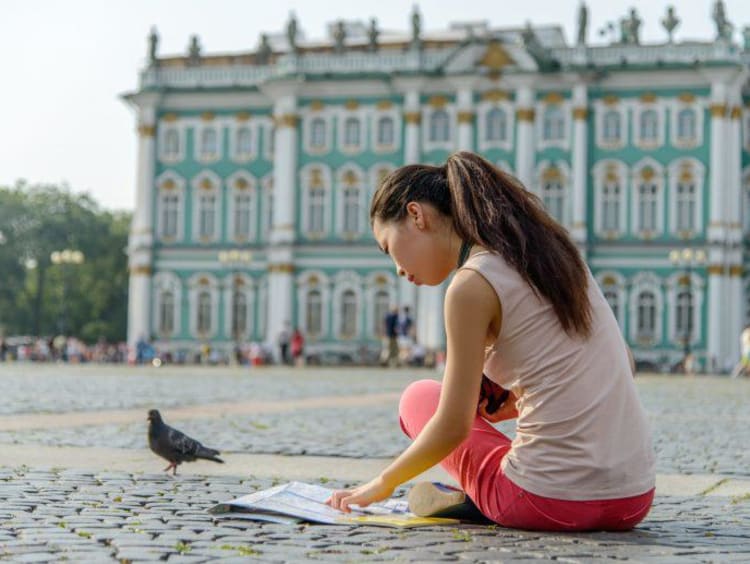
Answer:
[
  {"left": 327, "top": 152, "right": 655, "bottom": 532},
  {"left": 381, "top": 306, "right": 400, "bottom": 367},
  {"left": 0, "top": 337, "right": 7, "bottom": 362},
  {"left": 291, "top": 327, "right": 305, "bottom": 367},
  {"left": 277, "top": 322, "right": 291, "bottom": 365},
  {"left": 731, "top": 325, "right": 750, "bottom": 378}
]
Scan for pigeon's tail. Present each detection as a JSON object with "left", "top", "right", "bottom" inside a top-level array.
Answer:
[{"left": 197, "top": 446, "right": 224, "bottom": 464}]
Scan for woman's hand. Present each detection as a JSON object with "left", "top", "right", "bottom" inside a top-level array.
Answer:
[
  {"left": 478, "top": 390, "right": 518, "bottom": 423},
  {"left": 325, "top": 476, "right": 394, "bottom": 513}
]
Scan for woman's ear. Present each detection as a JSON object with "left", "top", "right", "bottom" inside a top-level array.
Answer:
[{"left": 405, "top": 201, "right": 425, "bottom": 230}]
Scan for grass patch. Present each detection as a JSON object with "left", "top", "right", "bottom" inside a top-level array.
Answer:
[
  {"left": 452, "top": 528, "right": 473, "bottom": 542},
  {"left": 77, "top": 531, "right": 92, "bottom": 539},
  {"left": 731, "top": 492, "right": 750, "bottom": 504},
  {"left": 174, "top": 541, "right": 191, "bottom": 554},
  {"left": 219, "top": 544, "right": 261, "bottom": 556}
]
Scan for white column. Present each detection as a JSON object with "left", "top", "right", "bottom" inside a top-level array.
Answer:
[
  {"left": 571, "top": 84, "right": 588, "bottom": 253},
  {"left": 127, "top": 103, "right": 156, "bottom": 347},
  {"left": 266, "top": 96, "right": 298, "bottom": 357},
  {"left": 514, "top": 84, "right": 536, "bottom": 191},
  {"left": 706, "top": 81, "right": 728, "bottom": 370},
  {"left": 401, "top": 90, "right": 420, "bottom": 312},
  {"left": 726, "top": 99, "right": 744, "bottom": 367},
  {"left": 456, "top": 87, "right": 474, "bottom": 151}
]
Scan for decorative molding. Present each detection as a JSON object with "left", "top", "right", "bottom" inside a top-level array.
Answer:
[
  {"left": 130, "top": 265, "right": 152, "bottom": 276},
  {"left": 729, "top": 265, "right": 744, "bottom": 277},
  {"left": 572, "top": 107, "right": 588, "bottom": 120},
  {"left": 478, "top": 41, "right": 514, "bottom": 71},
  {"left": 274, "top": 113, "right": 299, "bottom": 128},
  {"left": 162, "top": 113, "right": 179, "bottom": 122},
  {"left": 730, "top": 106, "right": 742, "bottom": 120},
  {"left": 309, "top": 100, "right": 325, "bottom": 111},
  {"left": 481, "top": 90, "right": 509, "bottom": 102},
  {"left": 344, "top": 99, "right": 359, "bottom": 110},
  {"left": 138, "top": 124, "right": 156, "bottom": 137},
  {"left": 457, "top": 111, "right": 475, "bottom": 124},
  {"left": 427, "top": 95, "right": 448, "bottom": 108},
  {"left": 707, "top": 265, "right": 725, "bottom": 275},
  {"left": 269, "top": 263, "right": 295, "bottom": 274},
  {"left": 376, "top": 100, "right": 393, "bottom": 110},
  {"left": 236, "top": 111, "right": 251, "bottom": 121},
  {"left": 543, "top": 92, "right": 564, "bottom": 104},
  {"left": 404, "top": 111, "right": 421, "bottom": 124},
  {"left": 640, "top": 92, "right": 657, "bottom": 103},
  {"left": 678, "top": 93, "right": 696, "bottom": 103},
  {"left": 709, "top": 103, "right": 728, "bottom": 118},
  {"left": 516, "top": 108, "right": 535, "bottom": 122},
  {"left": 201, "top": 111, "right": 215, "bottom": 121},
  {"left": 602, "top": 95, "right": 619, "bottom": 106}
]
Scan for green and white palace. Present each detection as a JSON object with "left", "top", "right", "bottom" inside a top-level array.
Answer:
[{"left": 124, "top": 2, "right": 750, "bottom": 371}]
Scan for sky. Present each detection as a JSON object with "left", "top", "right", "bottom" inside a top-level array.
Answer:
[{"left": 2, "top": 0, "right": 750, "bottom": 212}]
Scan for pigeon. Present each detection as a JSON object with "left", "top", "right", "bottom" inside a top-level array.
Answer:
[{"left": 147, "top": 409, "right": 224, "bottom": 475}]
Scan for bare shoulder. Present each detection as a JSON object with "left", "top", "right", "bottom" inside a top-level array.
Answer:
[{"left": 446, "top": 269, "right": 500, "bottom": 318}]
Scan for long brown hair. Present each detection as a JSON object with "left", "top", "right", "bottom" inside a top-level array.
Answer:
[{"left": 370, "top": 151, "right": 592, "bottom": 337}]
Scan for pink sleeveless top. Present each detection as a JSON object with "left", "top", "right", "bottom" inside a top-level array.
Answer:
[{"left": 461, "top": 251, "right": 655, "bottom": 501}]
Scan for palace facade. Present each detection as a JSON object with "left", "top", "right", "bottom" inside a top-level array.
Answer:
[{"left": 124, "top": 4, "right": 750, "bottom": 371}]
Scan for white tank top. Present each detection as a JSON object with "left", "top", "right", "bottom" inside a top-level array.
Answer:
[{"left": 461, "top": 251, "right": 655, "bottom": 501}]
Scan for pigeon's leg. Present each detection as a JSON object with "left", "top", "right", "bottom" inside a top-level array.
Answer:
[
  {"left": 163, "top": 462, "right": 175, "bottom": 473},
  {"left": 172, "top": 464, "right": 178, "bottom": 476}
]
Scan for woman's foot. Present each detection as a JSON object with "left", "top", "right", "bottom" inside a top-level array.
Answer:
[{"left": 407, "top": 482, "right": 468, "bottom": 517}]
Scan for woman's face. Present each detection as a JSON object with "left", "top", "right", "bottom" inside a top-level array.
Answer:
[{"left": 372, "top": 203, "right": 454, "bottom": 286}]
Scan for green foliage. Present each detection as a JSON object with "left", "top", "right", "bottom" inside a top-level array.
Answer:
[{"left": 0, "top": 181, "right": 131, "bottom": 342}]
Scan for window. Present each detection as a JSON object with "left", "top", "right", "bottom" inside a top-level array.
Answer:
[
  {"left": 373, "top": 289, "right": 389, "bottom": 336},
  {"left": 161, "top": 194, "right": 179, "bottom": 239},
  {"left": 233, "top": 192, "right": 252, "bottom": 240},
  {"left": 485, "top": 108, "right": 507, "bottom": 142},
  {"left": 636, "top": 291, "right": 657, "bottom": 341},
  {"left": 675, "top": 290, "right": 693, "bottom": 341},
  {"left": 676, "top": 109, "right": 696, "bottom": 142},
  {"left": 602, "top": 180, "right": 621, "bottom": 232},
  {"left": 200, "top": 128, "right": 218, "bottom": 158},
  {"left": 376, "top": 116, "right": 394, "bottom": 146},
  {"left": 265, "top": 181, "right": 274, "bottom": 238},
  {"left": 306, "top": 289, "right": 323, "bottom": 337},
  {"left": 343, "top": 117, "right": 361, "bottom": 149},
  {"left": 429, "top": 110, "right": 450, "bottom": 143},
  {"left": 675, "top": 181, "right": 696, "bottom": 231},
  {"left": 310, "top": 118, "right": 326, "bottom": 149},
  {"left": 602, "top": 110, "right": 621, "bottom": 144},
  {"left": 637, "top": 180, "right": 658, "bottom": 233},
  {"left": 340, "top": 289, "right": 357, "bottom": 338},
  {"left": 308, "top": 187, "right": 325, "bottom": 233},
  {"left": 164, "top": 129, "right": 180, "bottom": 158},
  {"left": 159, "top": 291, "right": 175, "bottom": 335},
  {"left": 266, "top": 124, "right": 275, "bottom": 158},
  {"left": 197, "top": 291, "right": 212, "bottom": 334},
  {"left": 198, "top": 194, "right": 216, "bottom": 239},
  {"left": 639, "top": 109, "right": 658, "bottom": 143},
  {"left": 343, "top": 186, "right": 360, "bottom": 234},
  {"left": 231, "top": 291, "right": 248, "bottom": 337},
  {"left": 235, "top": 127, "right": 252, "bottom": 158},
  {"left": 542, "top": 105, "right": 565, "bottom": 141}
]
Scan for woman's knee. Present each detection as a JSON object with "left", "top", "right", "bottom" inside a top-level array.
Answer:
[{"left": 398, "top": 379, "right": 441, "bottom": 438}]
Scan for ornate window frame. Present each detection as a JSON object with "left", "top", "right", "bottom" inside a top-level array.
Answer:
[
  {"left": 155, "top": 170, "right": 186, "bottom": 243},
  {"left": 191, "top": 170, "right": 222, "bottom": 244},
  {"left": 158, "top": 120, "right": 185, "bottom": 163},
  {"left": 194, "top": 122, "right": 222, "bottom": 163},
  {"left": 337, "top": 107, "right": 367, "bottom": 155},
  {"left": 592, "top": 159, "right": 628, "bottom": 239},
  {"left": 226, "top": 170, "right": 257, "bottom": 243},
  {"left": 670, "top": 100, "right": 703, "bottom": 149},
  {"left": 187, "top": 272, "right": 220, "bottom": 340},
  {"left": 296, "top": 270, "right": 330, "bottom": 340},
  {"left": 629, "top": 272, "right": 663, "bottom": 346},
  {"left": 335, "top": 163, "right": 366, "bottom": 240},
  {"left": 222, "top": 273, "right": 255, "bottom": 341},
  {"left": 365, "top": 271, "right": 397, "bottom": 339},
  {"left": 536, "top": 160, "right": 570, "bottom": 226},
  {"left": 666, "top": 271, "right": 704, "bottom": 347},
  {"left": 262, "top": 117, "right": 275, "bottom": 162},
  {"left": 332, "top": 270, "right": 362, "bottom": 340},
  {"left": 477, "top": 100, "right": 514, "bottom": 152},
  {"left": 261, "top": 174, "right": 274, "bottom": 243},
  {"left": 153, "top": 271, "right": 182, "bottom": 338},
  {"left": 536, "top": 100, "right": 570, "bottom": 150},
  {"left": 422, "top": 104, "right": 455, "bottom": 152},
  {"left": 595, "top": 271, "right": 626, "bottom": 333},
  {"left": 229, "top": 119, "right": 259, "bottom": 163},
  {"left": 300, "top": 163, "right": 332, "bottom": 239},
  {"left": 594, "top": 100, "right": 627, "bottom": 150},
  {"left": 372, "top": 108, "right": 401, "bottom": 154},
  {"left": 303, "top": 108, "right": 333, "bottom": 155},
  {"left": 667, "top": 157, "right": 705, "bottom": 238},
  {"left": 633, "top": 100, "right": 665, "bottom": 150},
  {"left": 630, "top": 157, "right": 665, "bottom": 239}
]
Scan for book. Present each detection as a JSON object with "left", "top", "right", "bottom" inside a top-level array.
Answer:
[{"left": 209, "top": 481, "right": 460, "bottom": 528}]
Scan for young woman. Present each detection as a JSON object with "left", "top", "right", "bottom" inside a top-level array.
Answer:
[{"left": 326, "top": 151, "right": 655, "bottom": 531}]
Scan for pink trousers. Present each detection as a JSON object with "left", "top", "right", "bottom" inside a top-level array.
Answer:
[{"left": 399, "top": 379, "right": 654, "bottom": 531}]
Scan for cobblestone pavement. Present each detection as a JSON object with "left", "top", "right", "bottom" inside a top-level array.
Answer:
[{"left": 1, "top": 365, "right": 750, "bottom": 561}]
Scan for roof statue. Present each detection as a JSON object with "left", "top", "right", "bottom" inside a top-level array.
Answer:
[
  {"left": 661, "top": 6, "right": 680, "bottom": 44},
  {"left": 367, "top": 18, "right": 379, "bottom": 52},
  {"left": 576, "top": 2, "right": 588, "bottom": 46},
  {"left": 333, "top": 21, "right": 346, "bottom": 54},
  {"left": 712, "top": 0, "right": 733, "bottom": 42},
  {"left": 256, "top": 33, "right": 272, "bottom": 64},
  {"left": 187, "top": 35, "right": 201, "bottom": 66},
  {"left": 147, "top": 27, "right": 159, "bottom": 66},
  {"left": 620, "top": 8, "right": 642, "bottom": 45},
  {"left": 287, "top": 12, "right": 299, "bottom": 53},
  {"left": 411, "top": 5, "right": 422, "bottom": 50}
]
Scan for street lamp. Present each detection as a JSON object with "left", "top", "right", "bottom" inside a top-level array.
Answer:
[
  {"left": 669, "top": 248, "right": 706, "bottom": 373},
  {"left": 218, "top": 249, "right": 252, "bottom": 363},
  {"left": 50, "top": 249, "right": 85, "bottom": 335}
]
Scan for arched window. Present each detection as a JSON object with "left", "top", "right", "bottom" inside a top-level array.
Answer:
[
  {"left": 675, "top": 290, "right": 693, "bottom": 342},
  {"left": 200, "top": 128, "right": 217, "bottom": 157},
  {"left": 343, "top": 186, "right": 360, "bottom": 234},
  {"left": 676, "top": 109, "right": 696, "bottom": 142},
  {"left": 343, "top": 117, "right": 361, "bottom": 148},
  {"left": 264, "top": 178, "right": 274, "bottom": 238},
  {"left": 161, "top": 193, "right": 179, "bottom": 238},
  {"left": 542, "top": 105, "right": 565, "bottom": 141},
  {"left": 377, "top": 116, "right": 394, "bottom": 146},
  {"left": 310, "top": 118, "right": 327, "bottom": 149},
  {"left": 485, "top": 108, "right": 507, "bottom": 142},
  {"left": 340, "top": 289, "right": 357, "bottom": 338},
  {"left": 429, "top": 110, "right": 450, "bottom": 142},
  {"left": 236, "top": 127, "right": 252, "bottom": 157},
  {"left": 231, "top": 291, "right": 248, "bottom": 337},
  {"left": 308, "top": 187, "right": 326, "bottom": 233},
  {"left": 233, "top": 192, "right": 252, "bottom": 240},
  {"left": 637, "top": 177, "right": 658, "bottom": 233},
  {"left": 197, "top": 291, "right": 212, "bottom": 334},
  {"left": 675, "top": 180, "right": 696, "bottom": 231},
  {"left": 602, "top": 110, "right": 621, "bottom": 143},
  {"left": 373, "top": 289, "right": 390, "bottom": 337},
  {"left": 602, "top": 179, "right": 621, "bottom": 232},
  {"left": 636, "top": 291, "right": 657, "bottom": 341},
  {"left": 159, "top": 291, "right": 175, "bottom": 335},
  {"left": 198, "top": 193, "right": 216, "bottom": 239},
  {"left": 639, "top": 109, "right": 658, "bottom": 143},
  {"left": 603, "top": 287, "right": 619, "bottom": 322},
  {"left": 164, "top": 129, "right": 179, "bottom": 157},
  {"left": 541, "top": 167, "right": 565, "bottom": 223},
  {"left": 306, "top": 289, "right": 323, "bottom": 337}
]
